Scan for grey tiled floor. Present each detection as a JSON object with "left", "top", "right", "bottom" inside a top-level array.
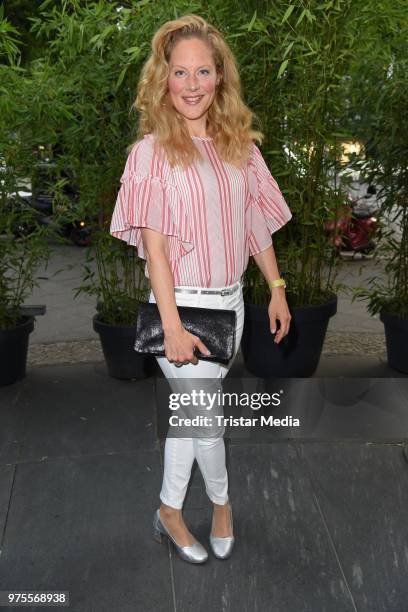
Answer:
[{"left": 0, "top": 358, "right": 407, "bottom": 612}]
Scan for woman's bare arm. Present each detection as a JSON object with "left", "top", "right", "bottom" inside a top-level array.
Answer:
[
  {"left": 140, "top": 228, "right": 210, "bottom": 363},
  {"left": 252, "top": 243, "right": 291, "bottom": 343},
  {"left": 141, "top": 228, "right": 181, "bottom": 334}
]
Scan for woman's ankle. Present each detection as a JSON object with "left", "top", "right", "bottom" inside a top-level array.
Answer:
[
  {"left": 213, "top": 500, "right": 230, "bottom": 510},
  {"left": 160, "top": 502, "right": 182, "bottom": 517}
]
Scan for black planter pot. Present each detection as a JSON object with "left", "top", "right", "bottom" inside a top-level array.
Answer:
[
  {"left": 0, "top": 315, "right": 35, "bottom": 386},
  {"left": 93, "top": 314, "right": 155, "bottom": 380},
  {"left": 241, "top": 295, "right": 337, "bottom": 377},
  {"left": 379, "top": 310, "right": 408, "bottom": 374}
]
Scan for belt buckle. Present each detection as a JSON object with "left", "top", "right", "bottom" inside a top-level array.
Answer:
[{"left": 220, "top": 288, "right": 229, "bottom": 296}]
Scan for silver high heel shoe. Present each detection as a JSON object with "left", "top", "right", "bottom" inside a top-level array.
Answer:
[
  {"left": 209, "top": 503, "right": 235, "bottom": 560},
  {"left": 152, "top": 508, "right": 208, "bottom": 564}
]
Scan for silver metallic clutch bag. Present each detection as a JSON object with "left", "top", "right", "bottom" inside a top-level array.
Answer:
[{"left": 134, "top": 302, "right": 236, "bottom": 365}]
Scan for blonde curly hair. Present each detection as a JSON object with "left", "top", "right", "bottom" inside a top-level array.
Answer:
[{"left": 130, "top": 13, "right": 264, "bottom": 169}]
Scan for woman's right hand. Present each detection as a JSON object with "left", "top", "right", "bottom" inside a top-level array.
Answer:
[{"left": 164, "top": 326, "right": 211, "bottom": 365}]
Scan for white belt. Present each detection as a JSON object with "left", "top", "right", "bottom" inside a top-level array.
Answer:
[{"left": 174, "top": 281, "right": 242, "bottom": 297}]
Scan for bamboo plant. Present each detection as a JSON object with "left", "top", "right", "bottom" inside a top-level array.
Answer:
[
  {"left": 346, "top": 0, "right": 408, "bottom": 318},
  {"left": 4, "top": 0, "right": 404, "bottom": 322},
  {"left": 25, "top": 0, "right": 164, "bottom": 323},
  {"left": 74, "top": 228, "right": 150, "bottom": 325},
  {"left": 0, "top": 10, "right": 54, "bottom": 330},
  {"left": 233, "top": 1, "right": 371, "bottom": 307}
]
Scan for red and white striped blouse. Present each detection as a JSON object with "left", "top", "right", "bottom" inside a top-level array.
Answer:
[{"left": 110, "top": 133, "right": 292, "bottom": 287}]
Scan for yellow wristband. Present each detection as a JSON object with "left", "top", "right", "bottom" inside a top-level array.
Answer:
[{"left": 268, "top": 278, "right": 286, "bottom": 290}]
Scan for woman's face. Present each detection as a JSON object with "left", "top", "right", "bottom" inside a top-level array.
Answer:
[{"left": 167, "top": 37, "right": 220, "bottom": 135}]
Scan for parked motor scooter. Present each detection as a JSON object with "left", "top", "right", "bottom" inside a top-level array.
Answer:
[{"left": 325, "top": 185, "right": 379, "bottom": 257}]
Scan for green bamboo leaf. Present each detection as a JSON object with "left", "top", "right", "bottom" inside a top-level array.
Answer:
[
  {"left": 277, "top": 59, "right": 289, "bottom": 79},
  {"left": 124, "top": 46, "right": 141, "bottom": 55},
  {"left": 38, "top": 0, "right": 56, "bottom": 10},
  {"left": 281, "top": 5, "right": 295, "bottom": 24},
  {"left": 305, "top": 9, "right": 316, "bottom": 22},
  {"left": 115, "top": 65, "right": 128, "bottom": 91},
  {"left": 248, "top": 10, "right": 257, "bottom": 31},
  {"left": 283, "top": 41, "right": 295, "bottom": 60},
  {"left": 296, "top": 9, "right": 307, "bottom": 27}
]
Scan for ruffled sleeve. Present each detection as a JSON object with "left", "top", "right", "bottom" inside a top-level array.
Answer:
[
  {"left": 246, "top": 143, "right": 293, "bottom": 255},
  {"left": 109, "top": 139, "right": 194, "bottom": 264}
]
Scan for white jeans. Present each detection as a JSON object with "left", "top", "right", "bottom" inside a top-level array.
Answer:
[{"left": 149, "top": 278, "right": 245, "bottom": 509}]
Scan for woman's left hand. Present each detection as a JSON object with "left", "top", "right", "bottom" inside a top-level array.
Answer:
[{"left": 268, "top": 288, "right": 291, "bottom": 344}]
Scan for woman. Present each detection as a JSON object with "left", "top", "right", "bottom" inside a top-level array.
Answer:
[{"left": 110, "top": 14, "right": 292, "bottom": 564}]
